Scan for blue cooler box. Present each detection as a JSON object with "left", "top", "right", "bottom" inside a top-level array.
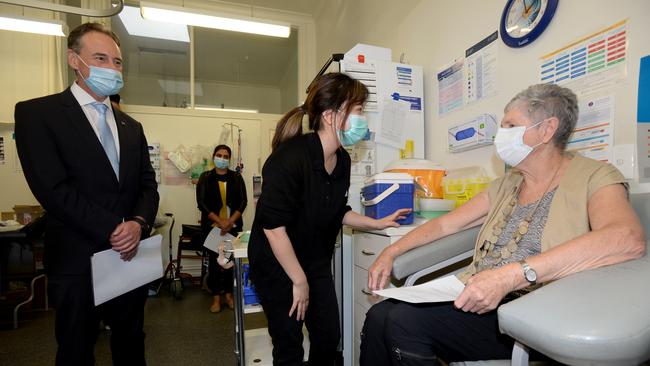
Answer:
[
  {"left": 242, "top": 263, "right": 260, "bottom": 305},
  {"left": 361, "top": 173, "right": 414, "bottom": 225}
]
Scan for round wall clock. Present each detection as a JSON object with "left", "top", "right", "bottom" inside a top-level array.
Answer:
[{"left": 500, "top": 0, "right": 559, "bottom": 48}]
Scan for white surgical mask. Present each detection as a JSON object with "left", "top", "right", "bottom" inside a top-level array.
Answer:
[{"left": 494, "top": 119, "right": 546, "bottom": 167}]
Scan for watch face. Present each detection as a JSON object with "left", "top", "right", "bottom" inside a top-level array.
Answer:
[
  {"left": 525, "top": 267, "right": 537, "bottom": 282},
  {"left": 505, "top": 0, "right": 548, "bottom": 38}
]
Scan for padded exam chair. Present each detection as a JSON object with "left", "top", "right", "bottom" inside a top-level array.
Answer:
[{"left": 391, "top": 193, "right": 650, "bottom": 365}]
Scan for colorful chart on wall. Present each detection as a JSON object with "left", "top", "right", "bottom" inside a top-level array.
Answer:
[
  {"left": 539, "top": 19, "right": 627, "bottom": 93},
  {"left": 465, "top": 31, "right": 499, "bottom": 105},
  {"left": 437, "top": 59, "right": 464, "bottom": 117},
  {"left": 566, "top": 95, "right": 614, "bottom": 163}
]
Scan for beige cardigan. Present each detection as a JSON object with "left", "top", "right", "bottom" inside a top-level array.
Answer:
[{"left": 458, "top": 153, "right": 626, "bottom": 282}]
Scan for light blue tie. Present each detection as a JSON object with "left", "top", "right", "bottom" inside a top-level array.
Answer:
[{"left": 91, "top": 102, "right": 119, "bottom": 179}]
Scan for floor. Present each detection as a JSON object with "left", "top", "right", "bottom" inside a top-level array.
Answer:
[{"left": 0, "top": 285, "right": 267, "bottom": 365}]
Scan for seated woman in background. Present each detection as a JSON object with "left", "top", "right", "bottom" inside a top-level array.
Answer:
[
  {"left": 196, "top": 144, "right": 247, "bottom": 313},
  {"left": 360, "top": 83, "right": 646, "bottom": 365}
]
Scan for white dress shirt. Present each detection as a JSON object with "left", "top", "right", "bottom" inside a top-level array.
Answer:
[{"left": 70, "top": 82, "right": 120, "bottom": 159}]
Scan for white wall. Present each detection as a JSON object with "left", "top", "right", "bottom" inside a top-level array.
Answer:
[
  {"left": 314, "top": 0, "right": 420, "bottom": 68},
  {"left": 315, "top": 0, "right": 650, "bottom": 188}
]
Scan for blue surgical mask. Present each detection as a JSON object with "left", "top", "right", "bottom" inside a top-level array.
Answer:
[
  {"left": 338, "top": 114, "right": 369, "bottom": 146},
  {"left": 214, "top": 157, "right": 230, "bottom": 169},
  {"left": 76, "top": 54, "right": 124, "bottom": 97}
]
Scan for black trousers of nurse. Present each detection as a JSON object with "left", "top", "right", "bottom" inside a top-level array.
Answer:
[{"left": 254, "top": 270, "right": 340, "bottom": 366}]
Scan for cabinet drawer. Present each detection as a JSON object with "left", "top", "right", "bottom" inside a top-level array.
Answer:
[
  {"left": 354, "top": 232, "right": 391, "bottom": 270},
  {"left": 353, "top": 265, "right": 384, "bottom": 310}
]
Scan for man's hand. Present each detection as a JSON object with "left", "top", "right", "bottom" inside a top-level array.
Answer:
[{"left": 110, "top": 221, "right": 141, "bottom": 260}]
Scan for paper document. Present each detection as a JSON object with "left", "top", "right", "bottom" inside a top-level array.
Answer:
[
  {"left": 91, "top": 235, "right": 163, "bottom": 306},
  {"left": 203, "top": 227, "right": 236, "bottom": 254},
  {"left": 373, "top": 275, "right": 465, "bottom": 303},
  {"left": 377, "top": 98, "right": 410, "bottom": 149}
]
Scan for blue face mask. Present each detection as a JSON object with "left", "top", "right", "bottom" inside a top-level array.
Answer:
[
  {"left": 338, "top": 114, "right": 369, "bottom": 147},
  {"left": 76, "top": 54, "right": 124, "bottom": 97},
  {"left": 214, "top": 157, "right": 230, "bottom": 169}
]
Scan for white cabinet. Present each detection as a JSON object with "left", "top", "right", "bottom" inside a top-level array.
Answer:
[
  {"left": 351, "top": 231, "right": 399, "bottom": 365},
  {"left": 348, "top": 225, "right": 420, "bottom": 365}
]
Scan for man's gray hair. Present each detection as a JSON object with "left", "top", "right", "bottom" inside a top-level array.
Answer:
[{"left": 505, "top": 84, "right": 578, "bottom": 150}]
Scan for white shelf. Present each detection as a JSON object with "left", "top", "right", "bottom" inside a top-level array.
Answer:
[{"left": 243, "top": 303, "right": 264, "bottom": 314}]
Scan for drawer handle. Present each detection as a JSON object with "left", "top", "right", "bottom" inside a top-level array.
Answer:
[
  {"left": 361, "top": 288, "right": 374, "bottom": 296},
  {"left": 361, "top": 249, "right": 375, "bottom": 256}
]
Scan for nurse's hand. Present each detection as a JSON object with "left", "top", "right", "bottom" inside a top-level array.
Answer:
[
  {"left": 374, "top": 208, "right": 412, "bottom": 229},
  {"left": 289, "top": 279, "right": 309, "bottom": 321},
  {"left": 367, "top": 248, "right": 395, "bottom": 291}
]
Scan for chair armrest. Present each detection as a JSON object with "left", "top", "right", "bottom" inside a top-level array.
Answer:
[
  {"left": 392, "top": 226, "right": 479, "bottom": 281},
  {"left": 498, "top": 241, "right": 650, "bottom": 366}
]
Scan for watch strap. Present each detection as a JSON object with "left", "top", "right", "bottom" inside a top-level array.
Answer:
[{"left": 126, "top": 216, "right": 150, "bottom": 234}]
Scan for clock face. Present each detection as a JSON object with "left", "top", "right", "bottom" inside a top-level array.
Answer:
[
  {"left": 505, "top": 0, "right": 548, "bottom": 38},
  {"left": 500, "top": 0, "right": 558, "bottom": 48}
]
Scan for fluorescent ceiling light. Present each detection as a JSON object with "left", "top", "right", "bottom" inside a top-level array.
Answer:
[
  {"left": 0, "top": 14, "right": 67, "bottom": 37},
  {"left": 194, "top": 105, "right": 258, "bottom": 114},
  {"left": 118, "top": 5, "right": 189, "bottom": 42},
  {"left": 140, "top": 1, "right": 291, "bottom": 38}
]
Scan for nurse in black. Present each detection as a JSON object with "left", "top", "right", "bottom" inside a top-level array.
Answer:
[{"left": 248, "top": 73, "right": 411, "bottom": 366}]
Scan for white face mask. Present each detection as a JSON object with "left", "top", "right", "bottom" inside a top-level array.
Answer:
[{"left": 494, "top": 119, "right": 546, "bottom": 167}]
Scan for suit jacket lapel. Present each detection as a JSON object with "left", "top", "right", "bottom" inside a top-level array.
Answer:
[{"left": 61, "top": 88, "right": 119, "bottom": 185}]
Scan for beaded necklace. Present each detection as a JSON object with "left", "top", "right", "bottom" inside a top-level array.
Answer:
[{"left": 471, "top": 163, "right": 562, "bottom": 274}]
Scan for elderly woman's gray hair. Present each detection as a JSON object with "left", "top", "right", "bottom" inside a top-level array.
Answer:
[{"left": 505, "top": 84, "right": 578, "bottom": 150}]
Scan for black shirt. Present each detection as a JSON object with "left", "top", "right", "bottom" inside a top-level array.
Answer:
[{"left": 248, "top": 133, "right": 352, "bottom": 279}]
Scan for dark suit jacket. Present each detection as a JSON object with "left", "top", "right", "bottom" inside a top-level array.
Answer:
[
  {"left": 196, "top": 169, "right": 247, "bottom": 235},
  {"left": 14, "top": 87, "right": 159, "bottom": 275}
]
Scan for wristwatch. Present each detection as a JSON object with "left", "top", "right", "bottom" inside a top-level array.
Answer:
[
  {"left": 519, "top": 260, "right": 537, "bottom": 285},
  {"left": 127, "top": 216, "right": 150, "bottom": 234}
]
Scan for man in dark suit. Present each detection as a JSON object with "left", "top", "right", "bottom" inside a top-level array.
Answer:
[{"left": 14, "top": 22, "right": 159, "bottom": 365}]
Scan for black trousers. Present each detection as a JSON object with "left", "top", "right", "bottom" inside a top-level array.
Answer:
[
  {"left": 360, "top": 299, "right": 516, "bottom": 366},
  {"left": 207, "top": 251, "right": 233, "bottom": 295},
  {"left": 48, "top": 274, "right": 148, "bottom": 366},
  {"left": 254, "top": 271, "right": 340, "bottom": 366}
]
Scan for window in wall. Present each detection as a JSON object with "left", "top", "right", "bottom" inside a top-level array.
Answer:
[
  {"left": 193, "top": 27, "right": 298, "bottom": 114},
  {"left": 111, "top": 9, "right": 191, "bottom": 108}
]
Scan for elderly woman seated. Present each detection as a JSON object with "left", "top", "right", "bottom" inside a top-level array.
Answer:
[{"left": 360, "top": 84, "right": 646, "bottom": 365}]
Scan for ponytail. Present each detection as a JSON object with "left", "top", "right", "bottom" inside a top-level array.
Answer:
[{"left": 272, "top": 106, "right": 305, "bottom": 151}]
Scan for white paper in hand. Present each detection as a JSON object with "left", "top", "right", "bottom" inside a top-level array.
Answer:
[
  {"left": 91, "top": 234, "right": 163, "bottom": 306},
  {"left": 373, "top": 275, "right": 465, "bottom": 303},
  {"left": 203, "top": 226, "right": 235, "bottom": 254}
]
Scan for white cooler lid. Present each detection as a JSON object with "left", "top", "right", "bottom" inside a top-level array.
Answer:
[{"left": 363, "top": 172, "right": 413, "bottom": 187}]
